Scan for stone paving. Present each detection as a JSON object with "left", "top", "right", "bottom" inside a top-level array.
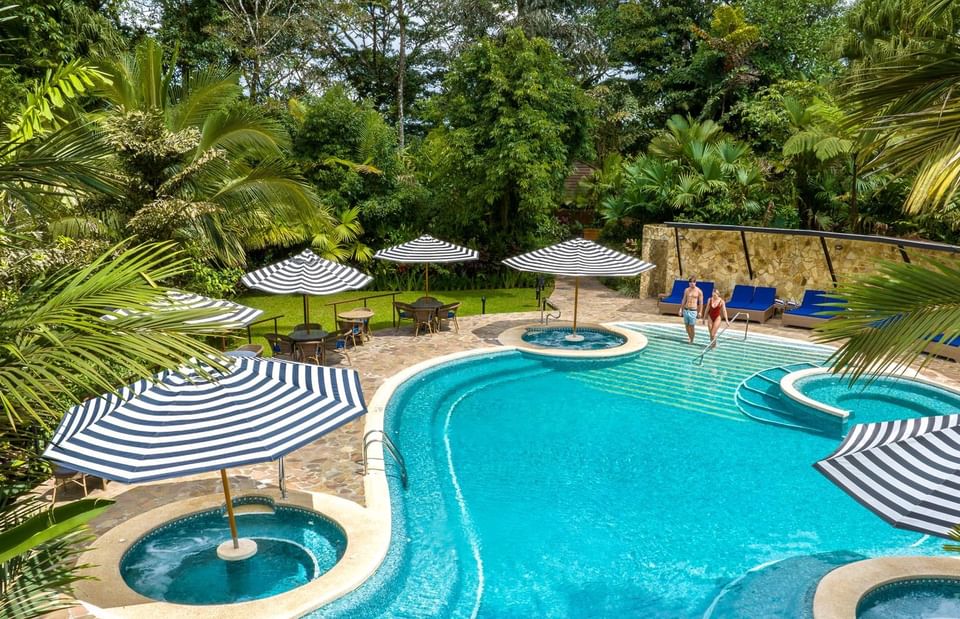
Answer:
[{"left": 42, "top": 276, "right": 960, "bottom": 539}]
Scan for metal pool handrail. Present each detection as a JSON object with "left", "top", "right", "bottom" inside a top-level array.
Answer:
[
  {"left": 695, "top": 312, "right": 749, "bottom": 365},
  {"left": 363, "top": 429, "right": 408, "bottom": 489}
]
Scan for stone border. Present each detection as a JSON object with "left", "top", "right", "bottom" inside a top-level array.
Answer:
[
  {"left": 814, "top": 556, "right": 960, "bottom": 618},
  {"left": 497, "top": 322, "right": 647, "bottom": 358},
  {"left": 73, "top": 488, "right": 388, "bottom": 619}
]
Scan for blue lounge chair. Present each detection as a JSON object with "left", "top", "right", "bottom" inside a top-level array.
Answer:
[
  {"left": 726, "top": 285, "right": 778, "bottom": 324},
  {"left": 783, "top": 290, "right": 831, "bottom": 328},
  {"left": 658, "top": 279, "right": 714, "bottom": 315},
  {"left": 925, "top": 333, "right": 960, "bottom": 362}
]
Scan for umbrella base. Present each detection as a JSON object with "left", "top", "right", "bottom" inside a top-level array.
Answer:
[
  {"left": 217, "top": 538, "right": 257, "bottom": 561},
  {"left": 564, "top": 333, "right": 585, "bottom": 342}
]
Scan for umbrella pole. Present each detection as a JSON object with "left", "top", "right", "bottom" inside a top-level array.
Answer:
[
  {"left": 302, "top": 295, "right": 310, "bottom": 325},
  {"left": 425, "top": 263, "right": 430, "bottom": 297},
  {"left": 221, "top": 469, "right": 240, "bottom": 549},
  {"left": 572, "top": 277, "right": 579, "bottom": 334}
]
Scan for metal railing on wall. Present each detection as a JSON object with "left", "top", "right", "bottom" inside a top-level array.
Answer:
[{"left": 245, "top": 314, "right": 283, "bottom": 344}]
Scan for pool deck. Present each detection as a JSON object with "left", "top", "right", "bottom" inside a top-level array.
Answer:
[{"left": 44, "top": 277, "right": 960, "bottom": 618}]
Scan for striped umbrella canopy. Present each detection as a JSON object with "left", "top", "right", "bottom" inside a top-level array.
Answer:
[
  {"left": 503, "top": 238, "right": 655, "bottom": 333},
  {"left": 241, "top": 249, "right": 372, "bottom": 324},
  {"left": 106, "top": 290, "right": 263, "bottom": 329},
  {"left": 815, "top": 414, "right": 960, "bottom": 538},
  {"left": 44, "top": 357, "right": 366, "bottom": 550},
  {"left": 374, "top": 234, "right": 478, "bottom": 297}
]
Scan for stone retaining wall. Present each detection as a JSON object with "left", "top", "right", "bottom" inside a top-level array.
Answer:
[{"left": 638, "top": 224, "right": 951, "bottom": 302}]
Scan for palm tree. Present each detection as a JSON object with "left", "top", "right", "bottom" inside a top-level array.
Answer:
[
  {"left": 84, "top": 38, "right": 333, "bottom": 266},
  {"left": 0, "top": 241, "right": 240, "bottom": 617}
]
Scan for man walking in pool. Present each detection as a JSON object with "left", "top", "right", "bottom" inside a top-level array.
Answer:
[{"left": 679, "top": 276, "right": 703, "bottom": 344}]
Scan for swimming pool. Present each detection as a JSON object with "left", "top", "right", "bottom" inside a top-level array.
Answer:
[{"left": 312, "top": 324, "right": 941, "bottom": 618}]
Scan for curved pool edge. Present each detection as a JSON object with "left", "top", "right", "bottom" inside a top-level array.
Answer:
[
  {"left": 813, "top": 556, "right": 960, "bottom": 619},
  {"left": 780, "top": 367, "right": 852, "bottom": 421},
  {"left": 74, "top": 487, "right": 387, "bottom": 619},
  {"left": 497, "top": 322, "right": 648, "bottom": 358},
  {"left": 781, "top": 365, "right": 960, "bottom": 425}
]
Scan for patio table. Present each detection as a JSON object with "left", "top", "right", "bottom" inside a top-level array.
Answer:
[
  {"left": 337, "top": 307, "right": 374, "bottom": 341},
  {"left": 287, "top": 329, "right": 329, "bottom": 364}
]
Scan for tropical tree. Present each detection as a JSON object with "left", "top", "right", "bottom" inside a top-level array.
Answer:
[
  {"left": 420, "top": 29, "right": 593, "bottom": 257},
  {"left": 77, "top": 38, "right": 332, "bottom": 267}
]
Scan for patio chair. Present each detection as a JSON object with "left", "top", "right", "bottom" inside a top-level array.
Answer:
[
  {"left": 264, "top": 333, "right": 297, "bottom": 360},
  {"left": 782, "top": 290, "right": 842, "bottom": 329},
  {"left": 394, "top": 301, "right": 415, "bottom": 333},
  {"left": 327, "top": 324, "right": 360, "bottom": 365},
  {"left": 412, "top": 306, "right": 436, "bottom": 336},
  {"left": 295, "top": 340, "right": 325, "bottom": 365},
  {"left": 234, "top": 343, "right": 264, "bottom": 356},
  {"left": 726, "top": 285, "right": 778, "bottom": 323},
  {"left": 51, "top": 466, "right": 104, "bottom": 503},
  {"left": 925, "top": 334, "right": 960, "bottom": 362},
  {"left": 436, "top": 302, "right": 462, "bottom": 333}
]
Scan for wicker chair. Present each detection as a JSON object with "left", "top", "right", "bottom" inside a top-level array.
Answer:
[
  {"left": 51, "top": 466, "right": 104, "bottom": 503},
  {"left": 412, "top": 306, "right": 436, "bottom": 336},
  {"left": 436, "top": 302, "right": 461, "bottom": 333},
  {"left": 234, "top": 343, "right": 264, "bottom": 356},
  {"left": 394, "top": 301, "right": 415, "bottom": 333},
  {"left": 264, "top": 333, "right": 297, "bottom": 360},
  {"left": 295, "top": 340, "right": 324, "bottom": 364}
]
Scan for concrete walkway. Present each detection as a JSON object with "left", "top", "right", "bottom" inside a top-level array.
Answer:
[{"left": 43, "top": 277, "right": 960, "bottom": 539}]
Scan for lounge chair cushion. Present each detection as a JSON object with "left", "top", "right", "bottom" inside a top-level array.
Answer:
[
  {"left": 698, "top": 281, "right": 714, "bottom": 301},
  {"left": 726, "top": 285, "right": 755, "bottom": 308},
  {"left": 660, "top": 279, "right": 688, "bottom": 304},
  {"left": 745, "top": 287, "right": 776, "bottom": 310}
]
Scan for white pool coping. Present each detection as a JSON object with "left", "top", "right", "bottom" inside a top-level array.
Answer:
[{"left": 780, "top": 367, "right": 851, "bottom": 420}]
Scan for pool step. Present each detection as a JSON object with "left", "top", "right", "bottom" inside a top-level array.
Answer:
[
  {"left": 703, "top": 551, "right": 866, "bottom": 619},
  {"left": 734, "top": 363, "right": 830, "bottom": 434},
  {"left": 230, "top": 503, "right": 275, "bottom": 515}
]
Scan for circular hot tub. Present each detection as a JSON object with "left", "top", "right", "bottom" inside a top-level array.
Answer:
[
  {"left": 521, "top": 326, "right": 626, "bottom": 350},
  {"left": 120, "top": 501, "right": 346, "bottom": 605},
  {"left": 857, "top": 578, "right": 960, "bottom": 618}
]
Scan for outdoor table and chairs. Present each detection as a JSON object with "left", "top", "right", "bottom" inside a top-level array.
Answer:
[
  {"left": 337, "top": 307, "right": 374, "bottom": 342},
  {"left": 287, "top": 327, "right": 329, "bottom": 364}
]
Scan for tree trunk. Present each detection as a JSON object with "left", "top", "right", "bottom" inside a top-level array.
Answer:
[
  {"left": 848, "top": 154, "right": 859, "bottom": 232},
  {"left": 397, "top": 0, "right": 405, "bottom": 149}
]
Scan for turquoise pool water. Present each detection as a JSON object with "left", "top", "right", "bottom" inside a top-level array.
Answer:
[
  {"left": 794, "top": 374, "right": 960, "bottom": 423},
  {"left": 522, "top": 327, "right": 626, "bottom": 350},
  {"left": 857, "top": 578, "right": 960, "bottom": 618},
  {"left": 121, "top": 505, "right": 346, "bottom": 604},
  {"left": 312, "top": 324, "right": 941, "bottom": 618}
]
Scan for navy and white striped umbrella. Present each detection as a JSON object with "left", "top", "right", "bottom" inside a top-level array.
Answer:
[
  {"left": 374, "top": 234, "right": 478, "bottom": 296},
  {"left": 503, "top": 238, "right": 655, "bottom": 332},
  {"left": 815, "top": 414, "right": 960, "bottom": 538},
  {"left": 106, "top": 291, "right": 263, "bottom": 329},
  {"left": 241, "top": 249, "right": 372, "bottom": 323},
  {"left": 44, "top": 357, "right": 366, "bottom": 483}
]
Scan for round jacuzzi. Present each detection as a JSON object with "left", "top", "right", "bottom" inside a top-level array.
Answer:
[
  {"left": 120, "top": 501, "right": 346, "bottom": 604},
  {"left": 791, "top": 373, "right": 960, "bottom": 424},
  {"left": 857, "top": 578, "right": 960, "bottom": 618},
  {"left": 521, "top": 326, "right": 626, "bottom": 350}
]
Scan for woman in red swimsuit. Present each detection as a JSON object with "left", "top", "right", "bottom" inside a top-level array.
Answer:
[{"left": 704, "top": 289, "right": 730, "bottom": 348}]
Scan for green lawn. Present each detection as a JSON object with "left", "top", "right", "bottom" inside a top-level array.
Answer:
[{"left": 237, "top": 287, "right": 552, "bottom": 342}]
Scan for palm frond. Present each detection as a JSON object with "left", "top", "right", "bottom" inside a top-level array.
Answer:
[
  {"left": 814, "top": 258, "right": 960, "bottom": 381},
  {"left": 196, "top": 107, "right": 289, "bottom": 158}
]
